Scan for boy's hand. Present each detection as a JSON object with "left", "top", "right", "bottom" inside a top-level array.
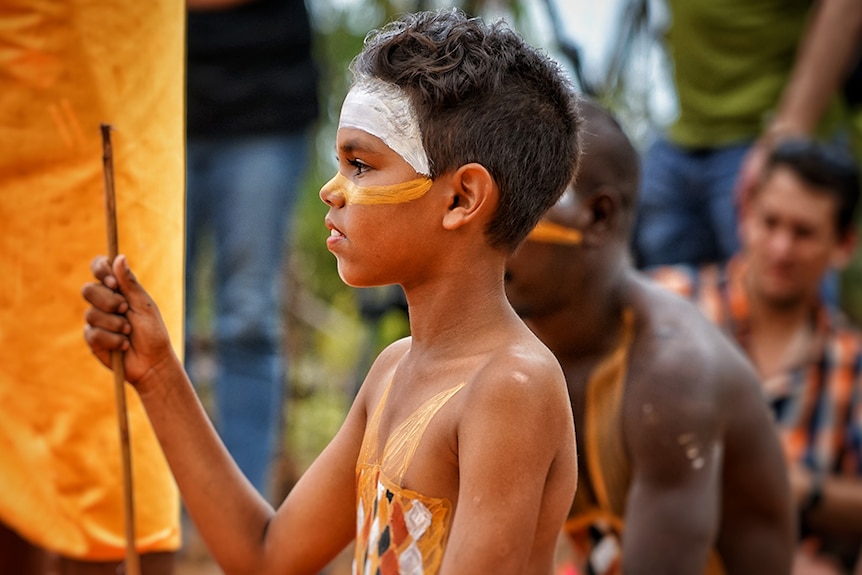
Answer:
[{"left": 82, "top": 254, "right": 176, "bottom": 391}]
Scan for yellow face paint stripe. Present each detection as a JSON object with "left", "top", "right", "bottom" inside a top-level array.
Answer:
[
  {"left": 321, "top": 172, "right": 433, "bottom": 205},
  {"left": 527, "top": 219, "right": 583, "bottom": 245}
]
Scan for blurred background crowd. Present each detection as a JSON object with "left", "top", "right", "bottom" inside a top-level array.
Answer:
[{"left": 2, "top": 0, "right": 861, "bottom": 573}]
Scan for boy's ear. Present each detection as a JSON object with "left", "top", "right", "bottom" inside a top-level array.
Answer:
[{"left": 441, "top": 163, "right": 497, "bottom": 231}]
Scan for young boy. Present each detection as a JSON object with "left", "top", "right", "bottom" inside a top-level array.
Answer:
[{"left": 82, "top": 9, "right": 582, "bottom": 575}]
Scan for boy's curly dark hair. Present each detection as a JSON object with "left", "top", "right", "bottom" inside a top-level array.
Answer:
[{"left": 351, "top": 9, "right": 582, "bottom": 251}]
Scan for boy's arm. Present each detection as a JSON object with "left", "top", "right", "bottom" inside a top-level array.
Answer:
[
  {"left": 768, "top": 0, "right": 862, "bottom": 138},
  {"left": 140, "top": 358, "right": 362, "bottom": 574},
  {"left": 438, "top": 355, "right": 576, "bottom": 574},
  {"left": 83, "top": 255, "right": 361, "bottom": 575}
]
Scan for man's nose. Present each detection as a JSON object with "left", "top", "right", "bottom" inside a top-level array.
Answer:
[{"left": 767, "top": 228, "right": 794, "bottom": 258}]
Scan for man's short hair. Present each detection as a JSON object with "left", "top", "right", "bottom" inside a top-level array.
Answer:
[
  {"left": 351, "top": 9, "right": 582, "bottom": 251},
  {"left": 765, "top": 138, "right": 861, "bottom": 238}
]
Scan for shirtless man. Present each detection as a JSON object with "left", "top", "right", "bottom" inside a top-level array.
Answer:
[
  {"left": 505, "top": 100, "right": 795, "bottom": 574},
  {"left": 82, "top": 9, "right": 581, "bottom": 575}
]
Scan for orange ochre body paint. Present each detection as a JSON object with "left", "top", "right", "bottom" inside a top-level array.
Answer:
[
  {"left": 527, "top": 219, "right": 583, "bottom": 245},
  {"left": 321, "top": 172, "right": 433, "bottom": 205}
]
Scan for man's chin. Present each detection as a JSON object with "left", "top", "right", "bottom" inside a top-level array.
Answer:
[{"left": 759, "top": 286, "right": 806, "bottom": 309}]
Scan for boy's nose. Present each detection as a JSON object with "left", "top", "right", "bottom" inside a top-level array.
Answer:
[{"left": 319, "top": 175, "right": 346, "bottom": 208}]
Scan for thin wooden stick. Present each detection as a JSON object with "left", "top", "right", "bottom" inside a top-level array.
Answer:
[{"left": 100, "top": 123, "right": 141, "bottom": 575}]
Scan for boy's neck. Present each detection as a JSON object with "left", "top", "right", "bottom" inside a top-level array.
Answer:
[{"left": 403, "top": 274, "right": 516, "bottom": 357}]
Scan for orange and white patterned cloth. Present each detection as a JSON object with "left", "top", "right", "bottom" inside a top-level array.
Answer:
[
  {"left": 354, "top": 378, "right": 465, "bottom": 575},
  {"left": 0, "top": 0, "right": 185, "bottom": 560}
]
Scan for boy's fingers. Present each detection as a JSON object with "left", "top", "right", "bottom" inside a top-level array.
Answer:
[
  {"left": 83, "top": 339, "right": 112, "bottom": 369},
  {"left": 81, "top": 282, "right": 129, "bottom": 314},
  {"left": 90, "top": 255, "right": 118, "bottom": 290},
  {"left": 84, "top": 307, "right": 131, "bottom": 335},
  {"left": 83, "top": 324, "right": 130, "bottom": 357}
]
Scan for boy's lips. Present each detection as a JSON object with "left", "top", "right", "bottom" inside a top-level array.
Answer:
[
  {"left": 325, "top": 218, "right": 346, "bottom": 248},
  {"left": 325, "top": 218, "right": 344, "bottom": 234}
]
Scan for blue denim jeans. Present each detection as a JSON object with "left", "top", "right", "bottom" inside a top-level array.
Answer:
[
  {"left": 185, "top": 131, "right": 311, "bottom": 497},
  {"left": 633, "top": 136, "right": 752, "bottom": 268}
]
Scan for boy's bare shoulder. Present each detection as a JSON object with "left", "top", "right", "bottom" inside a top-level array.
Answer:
[
  {"left": 460, "top": 334, "right": 571, "bottom": 426},
  {"left": 355, "top": 336, "right": 412, "bottom": 401},
  {"left": 451, "top": 332, "right": 575, "bottom": 479}
]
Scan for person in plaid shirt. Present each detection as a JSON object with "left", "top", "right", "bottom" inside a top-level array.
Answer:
[{"left": 651, "top": 138, "right": 862, "bottom": 574}]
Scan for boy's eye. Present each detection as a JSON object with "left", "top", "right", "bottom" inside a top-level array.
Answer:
[{"left": 348, "top": 158, "right": 370, "bottom": 175}]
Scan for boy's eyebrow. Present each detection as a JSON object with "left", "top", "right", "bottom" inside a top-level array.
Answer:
[{"left": 338, "top": 135, "right": 385, "bottom": 156}]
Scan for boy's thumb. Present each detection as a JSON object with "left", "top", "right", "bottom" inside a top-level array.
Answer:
[{"left": 112, "top": 255, "right": 144, "bottom": 300}]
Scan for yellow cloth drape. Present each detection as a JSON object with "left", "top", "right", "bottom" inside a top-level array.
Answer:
[{"left": 0, "top": 0, "right": 184, "bottom": 560}]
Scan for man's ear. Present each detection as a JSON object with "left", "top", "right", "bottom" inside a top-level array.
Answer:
[
  {"left": 832, "top": 229, "right": 858, "bottom": 270},
  {"left": 578, "top": 185, "right": 619, "bottom": 245},
  {"left": 441, "top": 163, "right": 497, "bottom": 231}
]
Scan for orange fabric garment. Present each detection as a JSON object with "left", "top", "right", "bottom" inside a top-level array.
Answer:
[
  {"left": 563, "top": 309, "right": 724, "bottom": 575},
  {"left": 354, "top": 378, "right": 466, "bottom": 575},
  {"left": 0, "top": 0, "right": 185, "bottom": 560}
]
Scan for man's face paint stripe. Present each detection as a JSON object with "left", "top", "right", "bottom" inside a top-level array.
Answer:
[{"left": 527, "top": 219, "right": 583, "bottom": 245}]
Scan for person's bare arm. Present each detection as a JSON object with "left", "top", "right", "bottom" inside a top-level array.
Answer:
[
  {"left": 736, "top": 0, "right": 862, "bottom": 198},
  {"left": 621, "top": 367, "right": 724, "bottom": 575},
  {"left": 83, "top": 255, "right": 360, "bottom": 575},
  {"left": 770, "top": 0, "right": 862, "bottom": 137},
  {"left": 713, "top": 357, "right": 795, "bottom": 575},
  {"left": 439, "top": 354, "right": 576, "bottom": 574}
]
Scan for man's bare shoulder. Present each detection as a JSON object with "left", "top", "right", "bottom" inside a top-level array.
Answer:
[
  {"left": 627, "top": 273, "right": 756, "bottom": 397},
  {"left": 620, "top": 273, "right": 763, "bottom": 453}
]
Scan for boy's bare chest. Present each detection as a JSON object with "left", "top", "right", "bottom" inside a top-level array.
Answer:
[{"left": 373, "top": 380, "right": 463, "bottom": 503}]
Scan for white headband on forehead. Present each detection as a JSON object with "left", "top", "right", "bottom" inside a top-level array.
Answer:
[{"left": 338, "top": 76, "right": 431, "bottom": 176}]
